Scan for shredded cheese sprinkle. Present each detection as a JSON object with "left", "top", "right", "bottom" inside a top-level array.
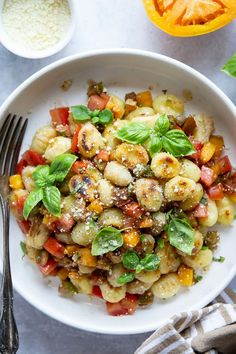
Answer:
[{"left": 3, "top": 0, "right": 71, "bottom": 51}]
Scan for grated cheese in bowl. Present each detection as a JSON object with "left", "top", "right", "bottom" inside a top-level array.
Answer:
[{"left": 1, "top": 0, "right": 74, "bottom": 57}]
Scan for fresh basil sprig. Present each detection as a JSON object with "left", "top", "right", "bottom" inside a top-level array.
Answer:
[
  {"left": 23, "top": 153, "right": 77, "bottom": 220},
  {"left": 91, "top": 227, "right": 124, "bottom": 256},
  {"left": 168, "top": 217, "right": 194, "bottom": 255},
  {"left": 71, "top": 104, "right": 113, "bottom": 125},
  {"left": 222, "top": 53, "right": 236, "bottom": 78},
  {"left": 116, "top": 114, "right": 195, "bottom": 157},
  {"left": 118, "top": 251, "right": 160, "bottom": 284}
]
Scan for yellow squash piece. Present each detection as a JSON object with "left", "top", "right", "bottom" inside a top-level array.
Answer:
[{"left": 143, "top": 0, "right": 236, "bottom": 37}]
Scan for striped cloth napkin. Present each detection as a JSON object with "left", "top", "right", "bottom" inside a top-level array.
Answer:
[{"left": 135, "top": 289, "right": 236, "bottom": 354}]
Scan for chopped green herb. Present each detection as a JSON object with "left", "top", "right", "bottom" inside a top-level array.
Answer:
[
  {"left": 200, "top": 197, "right": 208, "bottom": 205},
  {"left": 195, "top": 275, "right": 203, "bottom": 282},
  {"left": 213, "top": 256, "right": 225, "bottom": 263},
  {"left": 201, "top": 245, "right": 209, "bottom": 250},
  {"left": 157, "top": 239, "right": 164, "bottom": 249},
  {"left": 20, "top": 241, "right": 27, "bottom": 258}
]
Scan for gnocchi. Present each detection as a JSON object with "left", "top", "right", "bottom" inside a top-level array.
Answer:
[
  {"left": 78, "top": 123, "right": 105, "bottom": 158},
  {"left": 164, "top": 176, "right": 196, "bottom": 201},
  {"left": 151, "top": 152, "right": 180, "bottom": 179},
  {"left": 151, "top": 273, "right": 180, "bottom": 299},
  {"left": 31, "top": 125, "right": 57, "bottom": 154},
  {"left": 44, "top": 136, "right": 71, "bottom": 162},
  {"left": 71, "top": 221, "right": 99, "bottom": 246},
  {"left": 104, "top": 161, "right": 132, "bottom": 186},
  {"left": 179, "top": 159, "right": 201, "bottom": 182},
  {"left": 100, "top": 282, "right": 126, "bottom": 303},
  {"left": 153, "top": 94, "right": 184, "bottom": 117},
  {"left": 114, "top": 143, "right": 149, "bottom": 170},
  {"left": 21, "top": 166, "right": 36, "bottom": 192},
  {"left": 199, "top": 199, "right": 218, "bottom": 227},
  {"left": 135, "top": 178, "right": 163, "bottom": 212},
  {"left": 216, "top": 197, "right": 235, "bottom": 225}
]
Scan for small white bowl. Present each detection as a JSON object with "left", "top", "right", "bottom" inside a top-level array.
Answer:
[{"left": 0, "top": 0, "right": 76, "bottom": 59}]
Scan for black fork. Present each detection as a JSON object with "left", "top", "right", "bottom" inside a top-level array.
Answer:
[{"left": 0, "top": 114, "right": 28, "bottom": 354}]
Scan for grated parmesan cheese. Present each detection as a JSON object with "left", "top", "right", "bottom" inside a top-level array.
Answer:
[{"left": 2, "top": 0, "right": 71, "bottom": 51}]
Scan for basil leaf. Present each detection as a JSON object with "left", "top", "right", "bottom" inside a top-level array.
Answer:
[
  {"left": 148, "top": 135, "right": 162, "bottom": 157},
  {"left": 91, "top": 116, "right": 100, "bottom": 124},
  {"left": 162, "top": 129, "right": 195, "bottom": 157},
  {"left": 117, "top": 272, "right": 135, "bottom": 285},
  {"left": 42, "top": 186, "right": 61, "bottom": 217},
  {"left": 123, "top": 250, "right": 140, "bottom": 270},
  {"left": 50, "top": 154, "right": 77, "bottom": 182},
  {"left": 168, "top": 218, "right": 194, "bottom": 255},
  {"left": 33, "top": 165, "right": 55, "bottom": 188},
  {"left": 71, "top": 105, "right": 92, "bottom": 121},
  {"left": 98, "top": 109, "right": 113, "bottom": 124},
  {"left": 23, "top": 188, "right": 43, "bottom": 219},
  {"left": 136, "top": 254, "right": 160, "bottom": 273},
  {"left": 116, "top": 122, "right": 151, "bottom": 144},
  {"left": 91, "top": 109, "right": 100, "bottom": 118},
  {"left": 91, "top": 227, "right": 123, "bottom": 256},
  {"left": 155, "top": 114, "right": 170, "bottom": 135},
  {"left": 222, "top": 53, "right": 236, "bottom": 78}
]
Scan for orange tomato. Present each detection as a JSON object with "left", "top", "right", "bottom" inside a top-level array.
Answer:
[{"left": 143, "top": 0, "right": 236, "bottom": 37}]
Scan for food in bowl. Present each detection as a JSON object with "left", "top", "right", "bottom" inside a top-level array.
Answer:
[{"left": 9, "top": 81, "right": 236, "bottom": 316}]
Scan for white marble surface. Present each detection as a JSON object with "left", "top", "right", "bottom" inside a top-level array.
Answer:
[{"left": 0, "top": 1, "right": 235, "bottom": 353}]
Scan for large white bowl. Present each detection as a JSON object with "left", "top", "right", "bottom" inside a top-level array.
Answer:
[{"left": 0, "top": 49, "right": 236, "bottom": 334}]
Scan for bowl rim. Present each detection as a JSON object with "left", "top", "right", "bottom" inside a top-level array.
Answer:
[
  {"left": 0, "top": 0, "right": 76, "bottom": 59},
  {"left": 1, "top": 48, "right": 236, "bottom": 334}
]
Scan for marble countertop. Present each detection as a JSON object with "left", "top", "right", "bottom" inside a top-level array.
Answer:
[{"left": 0, "top": 1, "right": 235, "bottom": 353}]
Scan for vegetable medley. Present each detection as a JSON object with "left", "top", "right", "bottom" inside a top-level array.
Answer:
[{"left": 10, "top": 82, "right": 236, "bottom": 316}]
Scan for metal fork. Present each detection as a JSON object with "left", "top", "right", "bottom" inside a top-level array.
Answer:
[{"left": 0, "top": 114, "right": 28, "bottom": 354}]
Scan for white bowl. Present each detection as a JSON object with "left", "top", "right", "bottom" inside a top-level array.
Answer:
[
  {"left": 0, "top": 49, "right": 236, "bottom": 334},
  {"left": 0, "top": 0, "right": 76, "bottom": 59}
]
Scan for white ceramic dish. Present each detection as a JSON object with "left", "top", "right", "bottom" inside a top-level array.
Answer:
[
  {"left": 0, "top": 0, "right": 76, "bottom": 59},
  {"left": 0, "top": 49, "right": 236, "bottom": 334}
]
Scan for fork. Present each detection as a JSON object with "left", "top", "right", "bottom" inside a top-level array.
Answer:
[{"left": 0, "top": 114, "right": 28, "bottom": 354}]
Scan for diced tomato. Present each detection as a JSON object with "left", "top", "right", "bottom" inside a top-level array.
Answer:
[
  {"left": 43, "top": 237, "right": 65, "bottom": 259},
  {"left": 16, "top": 195, "right": 27, "bottom": 216},
  {"left": 122, "top": 202, "right": 145, "bottom": 219},
  {"left": 72, "top": 160, "right": 90, "bottom": 173},
  {"left": 16, "top": 159, "right": 27, "bottom": 175},
  {"left": 106, "top": 294, "right": 138, "bottom": 316},
  {"left": 92, "top": 286, "right": 103, "bottom": 298},
  {"left": 71, "top": 124, "right": 82, "bottom": 154},
  {"left": 189, "top": 139, "right": 203, "bottom": 160},
  {"left": 193, "top": 203, "right": 208, "bottom": 218},
  {"left": 217, "top": 156, "right": 232, "bottom": 175},
  {"left": 97, "top": 149, "right": 109, "bottom": 162},
  {"left": 223, "top": 172, "right": 236, "bottom": 195},
  {"left": 17, "top": 220, "right": 31, "bottom": 234},
  {"left": 208, "top": 183, "right": 224, "bottom": 200},
  {"left": 55, "top": 214, "right": 75, "bottom": 233},
  {"left": 200, "top": 165, "right": 216, "bottom": 187},
  {"left": 17, "top": 150, "right": 46, "bottom": 175},
  {"left": 50, "top": 107, "right": 69, "bottom": 127},
  {"left": 38, "top": 258, "right": 58, "bottom": 276},
  {"left": 87, "top": 95, "right": 108, "bottom": 111}
]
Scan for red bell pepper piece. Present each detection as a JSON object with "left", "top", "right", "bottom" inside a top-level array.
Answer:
[
  {"left": 200, "top": 165, "right": 216, "bottom": 186},
  {"left": 43, "top": 237, "right": 65, "bottom": 259},
  {"left": 50, "top": 107, "right": 69, "bottom": 127},
  {"left": 106, "top": 294, "right": 138, "bottom": 316},
  {"left": 38, "top": 258, "right": 58, "bottom": 276},
  {"left": 208, "top": 183, "right": 224, "bottom": 200}
]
